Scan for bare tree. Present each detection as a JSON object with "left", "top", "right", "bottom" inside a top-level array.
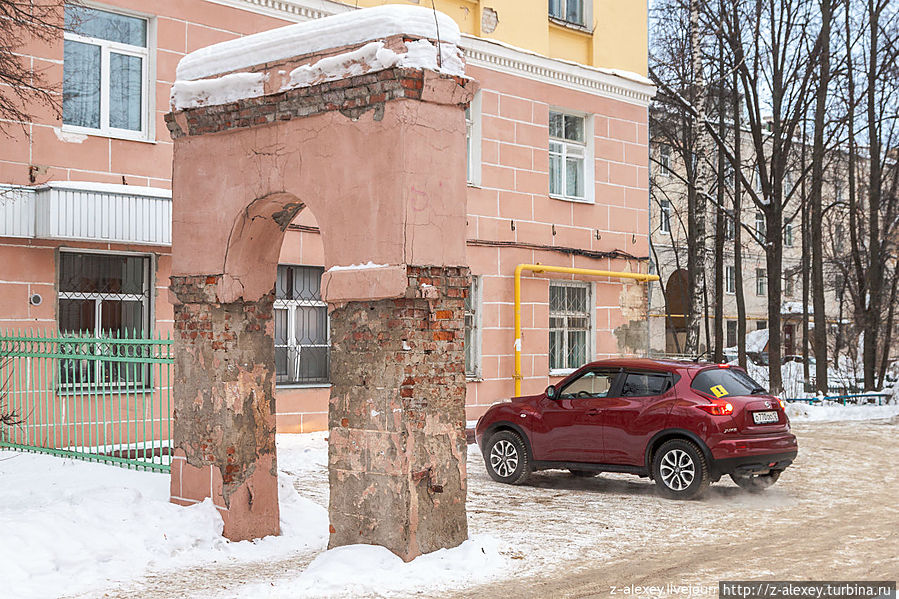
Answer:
[
  {"left": 809, "top": 0, "right": 835, "bottom": 393},
  {"left": 0, "top": 1, "right": 65, "bottom": 134}
]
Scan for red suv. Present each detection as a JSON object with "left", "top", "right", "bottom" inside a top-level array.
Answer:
[{"left": 475, "top": 358, "right": 798, "bottom": 499}]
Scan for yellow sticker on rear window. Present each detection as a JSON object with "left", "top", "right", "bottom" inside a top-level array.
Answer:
[{"left": 710, "top": 384, "right": 728, "bottom": 397}]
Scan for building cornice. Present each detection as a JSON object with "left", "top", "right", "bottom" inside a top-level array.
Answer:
[
  {"left": 203, "top": 0, "right": 656, "bottom": 107},
  {"left": 200, "top": 0, "right": 352, "bottom": 23},
  {"left": 460, "top": 35, "right": 655, "bottom": 107}
]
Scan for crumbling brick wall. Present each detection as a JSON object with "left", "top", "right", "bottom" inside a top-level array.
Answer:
[
  {"left": 328, "top": 265, "right": 470, "bottom": 560},
  {"left": 169, "top": 275, "right": 280, "bottom": 541}
]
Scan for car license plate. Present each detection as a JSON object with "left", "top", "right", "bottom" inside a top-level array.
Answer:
[{"left": 753, "top": 411, "right": 779, "bottom": 424}]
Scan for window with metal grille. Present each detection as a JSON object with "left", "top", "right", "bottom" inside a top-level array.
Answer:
[
  {"left": 549, "top": 111, "right": 586, "bottom": 201},
  {"left": 63, "top": 5, "right": 151, "bottom": 139},
  {"left": 464, "top": 276, "right": 481, "bottom": 378},
  {"left": 57, "top": 251, "right": 152, "bottom": 388},
  {"left": 549, "top": 282, "right": 591, "bottom": 372},
  {"left": 274, "top": 265, "right": 329, "bottom": 385}
]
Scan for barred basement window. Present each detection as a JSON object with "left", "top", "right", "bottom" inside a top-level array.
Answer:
[
  {"left": 57, "top": 251, "right": 152, "bottom": 388},
  {"left": 549, "top": 282, "right": 591, "bottom": 372},
  {"left": 274, "top": 265, "right": 329, "bottom": 385},
  {"left": 464, "top": 277, "right": 482, "bottom": 378}
]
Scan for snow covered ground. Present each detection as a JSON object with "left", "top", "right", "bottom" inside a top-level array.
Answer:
[
  {"left": 2, "top": 405, "right": 898, "bottom": 599},
  {"left": 0, "top": 433, "right": 507, "bottom": 599},
  {"left": 785, "top": 400, "right": 899, "bottom": 422}
]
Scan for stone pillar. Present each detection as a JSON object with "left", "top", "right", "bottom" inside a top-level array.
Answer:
[
  {"left": 168, "top": 275, "right": 280, "bottom": 541},
  {"left": 327, "top": 266, "right": 470, "bottom": 561}
]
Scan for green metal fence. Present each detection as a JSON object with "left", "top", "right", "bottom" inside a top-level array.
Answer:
[{"left": 0, "top": 330, "right": 174, "bottom": 471}]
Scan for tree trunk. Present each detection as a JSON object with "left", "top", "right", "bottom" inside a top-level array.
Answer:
[
  {"left": 863, "top": 0, "right": 884, "bottom": 391},
  {"left": 685, "top": 0, "right": 709, "bottom": 356},
  {"left": 732, "top": 69, "right": 747, "bottom": 370},
  {"left": 810, "top": 0, "right": 831, "bottom": 394}
]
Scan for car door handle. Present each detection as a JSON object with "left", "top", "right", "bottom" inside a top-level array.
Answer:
[{"left": 587, "top": 408, "right": 600, "bottom": 416}]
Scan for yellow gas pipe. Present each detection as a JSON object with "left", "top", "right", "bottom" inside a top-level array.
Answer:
[{"left": 513, "top": 264, "right": 660, "bottom": 397}]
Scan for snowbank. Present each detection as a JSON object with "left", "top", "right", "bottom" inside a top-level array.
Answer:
[
  {"left": 171, "top": 72, "right": 267, "bottom": 110},
  {"left": 0, "top": 432, "right": 508, "bottom": 599},
  {"left": 233, "top": 536, "right": 508, "bottom": 598},
  {"left": 0, "top": 448, "right": 326, "bottom": 599},
  {"left": 785, "top": 402, "right": 899, "bottom": 423},
  {"left": 176, "top": 5, "right": 461, "bottom": 81},
  {"left": 286, "top": 39, "right": 464, "bottom": 89}
]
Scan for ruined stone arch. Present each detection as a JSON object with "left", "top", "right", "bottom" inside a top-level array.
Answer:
[{"left": 166, "top": 6, "right": 477, "bottom": 560}]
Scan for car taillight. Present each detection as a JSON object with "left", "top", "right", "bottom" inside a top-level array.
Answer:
[
  {"left": 696, "top": 401, "right": 734, "bottom": 416},
  {"left": 777, "top": 398, "right": 786, "bottom": 410}
]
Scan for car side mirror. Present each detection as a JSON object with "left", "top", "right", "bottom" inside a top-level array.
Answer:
[{"left": 546, "top": 385, "right": 557, "bottom": 399}]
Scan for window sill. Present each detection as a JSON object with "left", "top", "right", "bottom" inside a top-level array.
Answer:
[
  {"left": 549, "top": 368, "right": 577, "bottom": 377},
  {"left": 466, "top": 376, "right": 483, "bottom": 382},
  {"left": 276, "top": 383, "right": 331, "bottom": 390},
  {"left": 61, "top": 125, "right": 156, "bottom": 145},
  {"left": 548, "top": 16, "right": 591, "bottom": 34},
  {"left": 466, "top": 181, "right": 482, "bottom": 189},
  {"left": 57, "top": 386, "right": 153, "bottom": 396},
  {"left": 549, "top": 194, "right": 593, "bottom": 205}
]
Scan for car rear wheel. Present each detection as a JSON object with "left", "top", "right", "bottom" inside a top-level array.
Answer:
[
  {"left": 484, "top": 430, "right": 532, "bottom": 485},
  {"left": 652, "top": 439, "right": 710, "bottom": 500},
  {"left": 730, "top": 470, "right": 781, "bottom": 492}
]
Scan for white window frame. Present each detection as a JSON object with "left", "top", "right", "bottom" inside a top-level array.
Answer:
[
  {"left": 549, "top": 109, "right": 594, "bottom": 204},
  {"left": 659, "top": 199, "right": 671, "bottom": 234},
  {"left": 658, "top": 145, "right": 671, "bottom": 177},
  {"left": 784, "top": 274, "right": 794, "bottom": 297},
  {"left": 724, "top": 209, "right": 735, "bottom": 240},
  {"left": 755, "top": 211, "right": 765, "bottom": 238},
  {"left": 62, "top": 3, "right": 155, "bottom": 142},
  {"left": 465, "top": 91, "right": 482, "bottom": 187},
  {"left": 274, "top": 265, "right": 330, "bottom": 387},
  {"left": 548, "top": 280, "right": 594, "bottom": 376},
  {"left": 725, "top": 265, "right": 736, "bottom": 295},
  {"left": 756, "top": 268, "right": 767, "bottom": 297},
  {"left": 464, "top": 276, "right": 482, "bottom": 379},
  {"left": 784, "top": 223, "right": 793, "bottom": 247},
  {"left": 548, "top": 0, "right": 590, "bottom": 27}
]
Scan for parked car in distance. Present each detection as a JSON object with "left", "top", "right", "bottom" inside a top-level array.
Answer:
[{"left": 475, "top": 358, "right": 798, "bottom": 499}]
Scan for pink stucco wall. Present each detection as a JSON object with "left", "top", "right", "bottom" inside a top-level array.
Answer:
[{"left": 0, "top": 1, "right": 651, "bottom": 433}]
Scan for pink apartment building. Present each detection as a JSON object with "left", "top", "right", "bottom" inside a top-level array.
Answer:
[{"left": 0, "top": 0, "right": 654, "bottom": 436}]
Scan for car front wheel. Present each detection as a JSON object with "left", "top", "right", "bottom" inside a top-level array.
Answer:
[
  {"left": 652, "top": 439, "right": 710, "bottom": 499},
  {"left": 483, "top": 430, "right": 532, "bottom": 485}
]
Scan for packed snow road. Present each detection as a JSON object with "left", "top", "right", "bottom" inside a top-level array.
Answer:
[
  {"left": 5, "top": 409, "right": 896, "bottom": 599},
  {"left": 450, "top": 417, "right": 899, "bottom": 599}
]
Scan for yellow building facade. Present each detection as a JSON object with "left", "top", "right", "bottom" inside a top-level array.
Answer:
[{"left": 353, "top": 0, "right": 648, "bottom": 75}]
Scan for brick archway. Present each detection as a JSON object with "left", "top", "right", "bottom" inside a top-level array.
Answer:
[{"left": 165, "top": 7, "right": 476, "bottom": 560}]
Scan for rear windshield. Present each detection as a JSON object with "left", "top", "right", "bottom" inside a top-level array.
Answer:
[{"left": 690, "top": 368, "right": 764, "bottom": 398}]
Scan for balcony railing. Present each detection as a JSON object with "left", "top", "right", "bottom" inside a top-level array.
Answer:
[{"left": 0, "top": 181, "right": 171, "bottom": 246}]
